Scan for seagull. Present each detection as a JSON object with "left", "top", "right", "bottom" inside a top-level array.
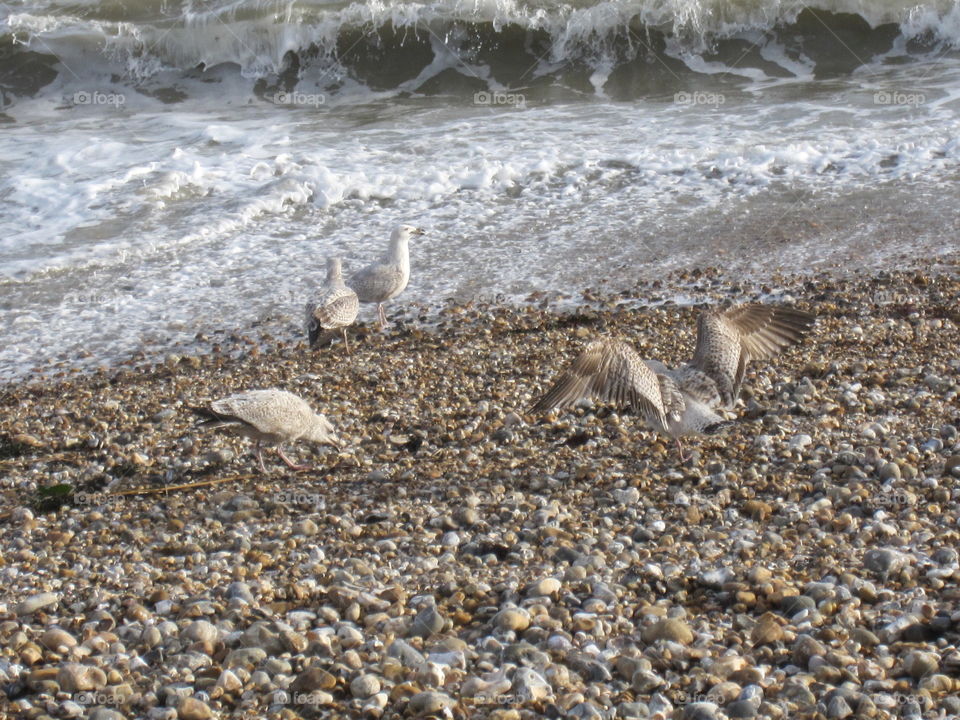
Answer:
[
  {"left": 191, "top": 389, "right": 342, "bottom": 472},
  {"left": 531, "top": 304, "right": 816, "bottom": 459},
  {"left": 350, "top": 224, "right": 425, "bottom": 329},
  {"left": 305, "top": 257, "right": 360, "bottom": 353}
]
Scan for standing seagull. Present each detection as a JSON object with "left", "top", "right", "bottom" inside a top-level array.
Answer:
[
  {"left": 350, "top": 224, "right": 425, "bottom": 329},
  {"left": 531, "top": 304, "right": 815, "bottom": 458},
  {"left": 191, "top": 389, "right": 342, "bottom": 472},
  {"left": 305, "top": 257, "right": 360, "bottom": 353}
]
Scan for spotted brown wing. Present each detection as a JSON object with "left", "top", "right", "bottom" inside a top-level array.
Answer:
[
  {"left": 531, "top": 339, "right": 671, "bottom": 432},
  {"left": 689, "top": 304, "right": 816, "bottom": 406}
]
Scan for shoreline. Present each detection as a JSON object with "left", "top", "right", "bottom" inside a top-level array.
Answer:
[
  {"left": 4, "top": 248, "right": 958, "bottom": 391},
  {"left": 1, "top": 261, "right": 959, "bottom": 719}
]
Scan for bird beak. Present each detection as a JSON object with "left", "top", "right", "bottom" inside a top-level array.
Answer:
[{"left": 414, "top": 228, "right": 426, "bottom": 236}]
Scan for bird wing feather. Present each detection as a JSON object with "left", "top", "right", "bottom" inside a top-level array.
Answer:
[
  {"left": 688, "top": 304, "right": 816, "bottom": 406},
  {"left": 313, "top": 288, "right": 359, "bottom": 327},
  {"left": 350, "top": 264, "right": 404, "bottom": 303},
  {"left": 531, "top": 339, "right": 670, "bottom": 432},
  {"left": 210, "top": 390, "right": 310, "bottom": 438}
]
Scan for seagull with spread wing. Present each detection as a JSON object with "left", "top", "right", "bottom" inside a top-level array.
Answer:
[{"left": 530, "top": 304, "right": 816, "bottom": 458}]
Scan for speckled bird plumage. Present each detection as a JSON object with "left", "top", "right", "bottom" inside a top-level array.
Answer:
[
  {"left": 191, "top": 389, "right": 341, "bottom": 472},
  {"left": 306, "top": 257, "right": 359, "bottom": 350},
  {"left": 532, "top": 303, "right": 816, "bottom": 449}
]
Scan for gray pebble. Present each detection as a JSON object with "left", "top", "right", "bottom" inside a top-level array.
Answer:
[{"left": 17, "top": 592, "right": 60, "bottom": 615}]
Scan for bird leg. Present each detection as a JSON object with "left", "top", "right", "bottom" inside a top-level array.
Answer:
[
  {"left": 277, "top": 446, "right": 311, "bottom": 472},
  {"left": 255, "top": 442, "right": 269, "bottom": 474},
  {"left": 342, "top": 328, "right": 351, "bottom": 355},
  {"left": 378, "top": 303, "right": 387, "bottom": 329},
  {"left": 675, "top": 438, "right": 689, "bottom": 463}
]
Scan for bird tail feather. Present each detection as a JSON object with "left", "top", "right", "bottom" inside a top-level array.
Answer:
[{"left": 190, "top": 406, "right": 240, "bottom": 429}]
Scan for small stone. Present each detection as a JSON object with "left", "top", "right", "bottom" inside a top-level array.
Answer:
[
  {"left": 280, "top": 630, "right": 307, "bottom": 653},
  {"left": 493, "top": 607, "right": 530, "bottom": 632},
  {"left": 291, "top": 667, "right": 336, "bottom": 692},
  {"left": 225, "top": 647, "right": 267, "bottom": 668},
  {"left": 632, "top": 670, "right": 665, "bottom": 693},
  {"left": 60, "top": 700, "right": 85, "bottom": 718},
  {"left": 455, "top": 508, "right": 479, "bottom": 526},
  {"left": 513, "top": 667, "right": 552, "bottom": 701},
  {"left": 41, "top": 628, "right": 78, "bottom": 651},
  {"left": 337, "top": 625, "right": 363, "bottom": 647},
  {"left": 407, "top": 691, "right": 455, "bottom": 716},
  {"left": 152, "top": 408, "right": 176, "bottom": 423},
  {"left": 618, "top": 703, "right": 649, "bottom": 720},
  {"left": 58, "top": 663, "right": 107, "bottom": 692},
  {"left": 226, "top": 582, "right": 254, "bottom": 604},
  {"left": 147, "top": 709, "right": 178, "bottom": 720},
  {"left": 642, "top": 618, "right": 694, "bottom": 645},
  {"left": 526, "top": 577, "right": 561, "bottom": 596},
  {"left": 177, "top": 697, "right": 213, "bottom": 720},
  {"left": 932, "top": 547, "right": 958, "bottom": 565},
  {"left": 779, "top": 595, "right": 816, "bottom": 615},
  {"left": 408, "top": 606, "right": 445, "bottom": 638},
  {"left": 864, "top": 548, "right": 909, "bottom": 575},
  {"left": 17, "top": 592, "right": 60, "bottom": 615},
  {"left": 726, "top": 701, "right": 758, "bottom": 718},
  {"left": 387, "top": 639, "right": 426, "bottom": 668},
  {"left": 750, "top": 614, "right": 783, "bottom": 645},
  {"left": 878, "top": 462, "right": 901, "bottom": 480},
  {"left": 613, "top": 487, "right": 641, "bottom": 504},
  {"left": 792, "top": 634, "right": 827, "bottom": 667},
  {"left": 89, "top": 710, "right": 125, "bottom": 720},
  {"left": 350, "top": 674, "right": 381, "bottom": 699},
  {"left": 216, "top": 669, "right": 243, "bottom": 693},
  {"left": 851, "top": 628, "right": 879, "bottom": 647},
  {"left": 570, "top": 701, "right": 604, "bottom": 719},
  {"left": 293, "top": 519, "right": 318, "bottom": 536},
  {"left": 903, "top": 651, "right": 939, "bottom": 680},
  {"left": 684, "top": 701, "right": 719, "bottom": 720},
  {"left": 826, "top": 696, "right": 852, "bottom": 719},
  {"left": 183, "top": 620, "right": 217, "bottom": 644}
]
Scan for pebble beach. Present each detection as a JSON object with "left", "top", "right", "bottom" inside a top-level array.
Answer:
[{"left": 1, "top": 259, "right": 960, "bottom": 720}]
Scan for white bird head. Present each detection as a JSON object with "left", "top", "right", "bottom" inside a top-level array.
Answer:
[
  {"left": 392, "top": 224, "right": 426, "bottom": 244},
  {"left": 305, "top": 413, "right": 343, "bottom": 448}
]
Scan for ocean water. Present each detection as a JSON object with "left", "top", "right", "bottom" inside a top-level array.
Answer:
[{"left": 1, "top": 0, "right": 959, "bottom": 380}]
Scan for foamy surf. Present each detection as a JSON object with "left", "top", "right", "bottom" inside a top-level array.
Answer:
[
  {"left": 3, "top": 0, "right": 960, "bottom": 103},
  {"left": 1, "top": 0, "right": 959, "bottom": 380}
]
